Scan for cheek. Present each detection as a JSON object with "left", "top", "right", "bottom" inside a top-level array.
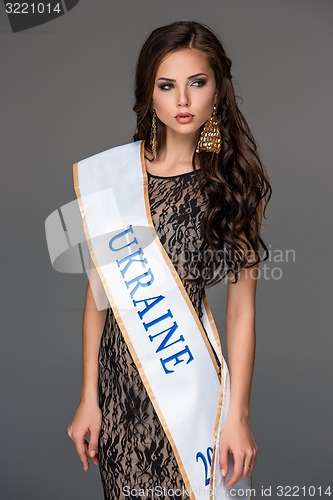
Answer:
[
  {"left": 204, "top": 89, "right": 217, "bottom": 106},
  {"left": 190, "top": 85, "right": 216, "bottom": 107},
  {"left": 200, "top": 91, "right": 217, "bottom": 116},
  {"left": 197, "top": 101, "right": 214, "bottom": 121},
  {"left": 153, "top": 94, "right": 171, "bottom": 117}
]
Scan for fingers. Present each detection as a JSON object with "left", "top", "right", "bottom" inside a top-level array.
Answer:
[
  {"left": 67, "top": 426, "right": 90, "bottom": 471},
  {"left": 88, "top": 428, "right": 100, "bottom": 465},
  {"left": 226, "top": 446, "right": 257, "bottom": 488},
  {"left": 67, "top": 404, "right": 102, "bottom": 472},
  {"left": 77, "top": 433, "right": 90, "bottom": 471},
  {"left": 227, "top": 450, "right": 244, "bottom": 488},
  {"left": 219, "top": 445, "right": 229, "bottom": 479},
  {"left": 243, "top": 442, "right": 258, "bottom": 478}
]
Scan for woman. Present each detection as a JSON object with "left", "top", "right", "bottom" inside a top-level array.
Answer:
[{"left": 67, "top": 20, "right": 271, "bottom": 499}]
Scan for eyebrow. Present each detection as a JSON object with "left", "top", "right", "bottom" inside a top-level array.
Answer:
[{"left": 156, "top": 73, "right": 208, "bottom": 82}]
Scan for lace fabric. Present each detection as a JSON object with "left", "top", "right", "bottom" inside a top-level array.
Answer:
[{"left": 97, "top": 170, "right": 224, "bottom": 499}]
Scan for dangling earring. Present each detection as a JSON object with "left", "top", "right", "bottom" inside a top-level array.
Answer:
[
  {"left": 150, "top": 109, "right": 158, "bottom": 160},
  {"left": 196, "top": 104, "right": 221, "bottom": 154}
]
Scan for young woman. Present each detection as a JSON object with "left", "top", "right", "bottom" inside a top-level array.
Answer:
[{"left": 67, "top": 21, "right": 271, "bottom": 500}]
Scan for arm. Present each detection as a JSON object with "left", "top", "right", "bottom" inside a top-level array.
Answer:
[
  {"left": 80, "top": 255, "right": 108, "bottom": 405},
  {"left": 67, "top": 254, "right": 108, "bottom": 471},
  {"left": 218, "top": 262, "right": 258, "bottom": 487},
  {"left": 219, "top": 202, "right": 262, "bottom": 487},
  {"left": 225, "top": 261, "right": 257, "bottom": 424}
]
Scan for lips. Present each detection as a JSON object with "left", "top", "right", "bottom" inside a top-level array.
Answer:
[{"left": 175, "top": 113, "right": 195, "bottom": 123}]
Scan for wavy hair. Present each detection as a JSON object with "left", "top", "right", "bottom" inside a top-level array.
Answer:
[{"left": 132, "top": 21, "right": 272, "bottom": 283}]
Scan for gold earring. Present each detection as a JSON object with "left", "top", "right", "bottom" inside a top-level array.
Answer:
[
  {"left": 150, "top": 109, "right": 158, "bottom": 160},
  {"left": 196, "top": 104, "right": 221, "bottom": 154}
]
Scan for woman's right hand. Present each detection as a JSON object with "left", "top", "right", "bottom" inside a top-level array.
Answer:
[{"left": 67, "top": 401, "right": 102, "bottom": 471}]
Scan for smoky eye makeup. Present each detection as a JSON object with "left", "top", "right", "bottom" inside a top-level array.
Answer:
[
  {"left": 190, "top": 79, "right": 207, "bottom": 87},
  {"left": 156, "top": 78, "right": 208, "bottom": 90},
  {"left": 157, "top": 82, "right": 174, "bottom": 90}
]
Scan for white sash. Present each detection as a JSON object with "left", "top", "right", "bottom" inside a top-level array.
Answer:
[{"left": 73, "top": 140, "right": 252, "bottom": 499}]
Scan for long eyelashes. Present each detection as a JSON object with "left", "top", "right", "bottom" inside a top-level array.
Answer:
[
  {"left": 157, "top": 80, "right": 207, "bottom": 91},
  {"left": 191, "top": 79, "right": 207, "bottom": 88},
  {"left": 158, "top": 83, "right": 174, "bottom": 91}
]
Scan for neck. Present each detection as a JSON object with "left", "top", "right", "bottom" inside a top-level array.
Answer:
[{"left": 157, "top": 129, "right": 199, "bottom": 164}]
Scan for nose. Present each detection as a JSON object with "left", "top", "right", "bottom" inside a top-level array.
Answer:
[{"left": 177, "top": 87, "right": 190, "bottom": 107}]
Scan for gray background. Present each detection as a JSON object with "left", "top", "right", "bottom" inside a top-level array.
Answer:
[{"left": 1, "top": 0, "right": 332, "bottom": 498}]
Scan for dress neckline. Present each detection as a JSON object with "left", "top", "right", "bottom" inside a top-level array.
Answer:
[
  {"left": 147, "top": 170, "right": 197, "bottom": 179},
  {"left": 142, "top": 139, "right": 198, "bottom": 179}
]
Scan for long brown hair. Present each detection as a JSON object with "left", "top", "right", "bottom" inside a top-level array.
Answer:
[{"left": 132, "top": 21, "right": 272, "bottom": 283}]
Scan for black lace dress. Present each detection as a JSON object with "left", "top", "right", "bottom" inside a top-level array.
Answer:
[{"left": 97, "top": 169, "right": 224, "bottom": 499}]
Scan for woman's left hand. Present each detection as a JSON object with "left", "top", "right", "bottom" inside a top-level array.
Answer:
[{"left": 219, "top": 417, "right": 258, "bottom": 488}]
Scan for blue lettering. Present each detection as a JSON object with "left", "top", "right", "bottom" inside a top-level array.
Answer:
[
  {"left": 133, "top": 295, "right": 165, "bottom": 319},
  {"left": 143, "top": 309, "right": 173, "bottom": 330},
  {"left": 109, "top": 225, "right": 138, "bottom": 251},
  {"left": 148, "top": 322, "right": 185, "bottom": 353},
  {"left": 196, "top": 447, "right": 213, "bottom": 486},
  {"left": 160, "top": 345, "right": 194, "bottom": 374},
  {"left": 125, "top": 269, "right": 154, "bottom": 298},
  {"left": 116, "top": 248, "right": 147, "bottom": 278},
  {"left": 107, "top": 224, "right": 195, "bottom": 375}
]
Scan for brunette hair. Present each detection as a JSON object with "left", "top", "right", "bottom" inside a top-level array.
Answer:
[{"left": 132, "top": 21, "right": 272, "bottom": 283}]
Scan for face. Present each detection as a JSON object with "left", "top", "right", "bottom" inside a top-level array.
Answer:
[{"left": 152, "top": 48, "right": 218, "bottom": 139}]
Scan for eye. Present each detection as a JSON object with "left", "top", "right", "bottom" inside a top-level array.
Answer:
[
  {"left": 190, "top": 79, "right": 207, "bottom": 87},
  {"left": 158, "top": 82, "right": 174, "bottom": 91}
]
